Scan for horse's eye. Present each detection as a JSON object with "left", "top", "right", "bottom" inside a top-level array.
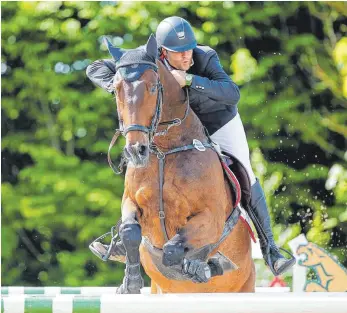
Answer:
[{"left": 150, "top": 85, "right": 157, "bottom": 94}]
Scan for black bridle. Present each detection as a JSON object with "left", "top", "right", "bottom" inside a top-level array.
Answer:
[{"left": 108, "top": 60, "right": 190, "bottom": 174}]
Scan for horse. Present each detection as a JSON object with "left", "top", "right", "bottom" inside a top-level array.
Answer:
[{"left": 96, "top": 34, "right": 255, "bottom": 294}]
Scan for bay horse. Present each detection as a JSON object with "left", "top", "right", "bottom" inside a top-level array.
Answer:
[{"left": 97, "top": 34, "right": 255, "bottom": 293}]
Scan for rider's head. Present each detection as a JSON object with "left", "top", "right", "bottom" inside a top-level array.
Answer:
[{"left": 156, "top": 16, "right": 197, "bottom": 71}]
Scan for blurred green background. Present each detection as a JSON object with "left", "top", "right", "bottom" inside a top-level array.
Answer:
[{"left": 1, "top": 1, "right": 346, "bottom": 288}]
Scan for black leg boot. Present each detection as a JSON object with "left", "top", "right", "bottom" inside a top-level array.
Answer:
[{"left": 247, "top": 179, "right": 296, "bottom": 276}]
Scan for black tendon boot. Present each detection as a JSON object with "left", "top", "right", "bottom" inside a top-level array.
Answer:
[{"left": 247, "top": 179, "right": 296, "bottom": 276}]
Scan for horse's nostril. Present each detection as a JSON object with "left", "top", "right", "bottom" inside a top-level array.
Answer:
[{"left": 138, "top": 145, "right": 147, "bottom": 156}]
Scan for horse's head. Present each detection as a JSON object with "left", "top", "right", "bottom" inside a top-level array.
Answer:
[{"left": 106, "top": 35, "right": 161, "bottom": 167}]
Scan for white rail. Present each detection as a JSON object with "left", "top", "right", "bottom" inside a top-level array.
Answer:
[{"left": 1, "top": 293, "right": 346, "bottom": 313}]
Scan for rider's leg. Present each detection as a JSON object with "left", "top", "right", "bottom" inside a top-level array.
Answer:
[{"left": 210, "top": 113, "right": 295, "bottom": 276}]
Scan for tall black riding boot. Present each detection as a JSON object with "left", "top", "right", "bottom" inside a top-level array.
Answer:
[{"left": 247, "top": 179, "right": 296, "bottom": 276}]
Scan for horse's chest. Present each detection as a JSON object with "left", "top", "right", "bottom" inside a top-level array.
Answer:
[
  {"left": 126, "top": 153, "right": 215, "bottom": 221},
  {"left": 131, "top": 180, "right": 190, "bottom": 214},
  {"left": 127, "top": 170, "right": 194, "bottom": 223}
]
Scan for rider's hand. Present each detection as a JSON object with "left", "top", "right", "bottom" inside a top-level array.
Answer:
[{"left": 170, "top": 70, "right": 186, "bottom": 88}]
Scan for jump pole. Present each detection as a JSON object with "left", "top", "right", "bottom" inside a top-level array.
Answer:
[{"left": 1, "top": 292, "right": 346, "bottom": 313}]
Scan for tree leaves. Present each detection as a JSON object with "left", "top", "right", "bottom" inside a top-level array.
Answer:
[{"left": 1, "top": 1, "right": 346, "bottom": 287}]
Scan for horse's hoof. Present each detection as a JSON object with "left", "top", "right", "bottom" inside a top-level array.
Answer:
[
  {"left": 162, "top": 242, "right": 186, "bottom": 266},
  {"left": 116, "top": 276, "right": 144, "bottom": 294},
  {"left": 116, "top": 283, "right": 142, "bottom": 294},
  {"left": 183, "top": 259, "right": 211, "bottom": 283}
]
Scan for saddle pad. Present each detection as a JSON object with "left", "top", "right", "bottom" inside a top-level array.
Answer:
[
  {"left": 220, "top": 160, "right": 242, "bottom": 209},
  {"left": 239, "top": 206, "right": 257, "bottom": 243}
]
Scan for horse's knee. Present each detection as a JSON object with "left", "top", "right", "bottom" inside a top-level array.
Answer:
[{"left": 119, "top": 222, "right": 142, "bottom": 248}]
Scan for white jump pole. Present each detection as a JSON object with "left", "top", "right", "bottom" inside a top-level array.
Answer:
[
  {"left": 1, "top": 286, "right": 290, "bottom": 295},
  {"left": 2, "top": 293, "right": 347, "bottom": 313}
]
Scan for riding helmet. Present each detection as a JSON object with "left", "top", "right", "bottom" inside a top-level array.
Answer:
[{"left": 156, "top": 16, "right": 197, "bottom": 52}]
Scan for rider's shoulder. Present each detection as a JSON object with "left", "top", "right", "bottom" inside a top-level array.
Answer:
[
  {"left": 193, "top": 45, "right": 218, "bottom": 69},
  {"left": 193, "top": 45, "right": 217, "bottom": 58}
]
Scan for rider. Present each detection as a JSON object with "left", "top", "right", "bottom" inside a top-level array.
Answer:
[{"left": 86, "top": 16, "right": 296, "bottom": 276}]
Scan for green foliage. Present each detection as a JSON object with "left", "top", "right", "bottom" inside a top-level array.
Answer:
[{"left": 1, "top": 1, "right": 346, "bottom": 287}]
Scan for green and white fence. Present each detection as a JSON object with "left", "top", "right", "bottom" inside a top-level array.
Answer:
[{"left": 1, "top": 292, "right": 346, "bottom": 313}]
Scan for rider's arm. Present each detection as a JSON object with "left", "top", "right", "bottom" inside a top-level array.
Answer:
[
  {"left": 86, "top": 59, "right": 117, "bottom": 94},
  {"left": 190, "top": 52, "right": 240, "bottom": 105}
]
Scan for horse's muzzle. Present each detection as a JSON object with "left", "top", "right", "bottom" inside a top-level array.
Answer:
[{"left": 124, "top": 142, "right": 149, "bottom": 167}]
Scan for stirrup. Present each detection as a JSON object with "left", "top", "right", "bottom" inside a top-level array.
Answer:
[
  {"left": 265, "top": 246, "right": 296, "bottom": 276},
  {"left": 89, "top": 222, "right": 121, "bottom": 262}
]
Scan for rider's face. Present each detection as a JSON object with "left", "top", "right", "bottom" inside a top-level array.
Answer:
[{"left": 162, "top": 48, "right": 193, "bottom": 71}]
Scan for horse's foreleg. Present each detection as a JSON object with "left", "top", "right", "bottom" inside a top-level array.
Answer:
[
  {"left": 117, "top": 198, "right": 144, "bottom": 294},
  {"left": 163, "top": 210, "right": 222, "bottom": 266}
]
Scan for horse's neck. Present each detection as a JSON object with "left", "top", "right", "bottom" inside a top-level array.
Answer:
[
  {"left": 154, "top": 80, "right": 206, "bottom": 149},
  {"left": 154, "top": 61, "right": 206, "bottom": 149}
]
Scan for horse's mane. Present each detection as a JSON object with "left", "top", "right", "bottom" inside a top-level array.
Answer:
[{"left": 157, "top": 60, "right": 187, "bottom": 107}]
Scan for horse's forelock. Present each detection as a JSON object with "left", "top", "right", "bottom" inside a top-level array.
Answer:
[{"left": 117, "top": 47, "right": 156, "bottom": 82}]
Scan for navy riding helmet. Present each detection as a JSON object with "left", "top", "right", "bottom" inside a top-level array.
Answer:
[{"left": 156, "top": 16, "right": 197, "bottom": 52}]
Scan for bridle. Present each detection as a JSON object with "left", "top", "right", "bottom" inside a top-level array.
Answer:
[{"left": 108, "top": 60, "right": 190, "bottom": 174}]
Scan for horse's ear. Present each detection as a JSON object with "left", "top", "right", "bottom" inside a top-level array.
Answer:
[
  {"left": 146, "top": 34, "right": 158, "bottom": 60},
  {"left": 104, "top": 37, "right": 124, "bottom": 61}
]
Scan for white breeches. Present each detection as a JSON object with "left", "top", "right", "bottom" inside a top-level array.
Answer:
[{"left": 210, "top": 113, "right": 257, "bottom": 186}]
